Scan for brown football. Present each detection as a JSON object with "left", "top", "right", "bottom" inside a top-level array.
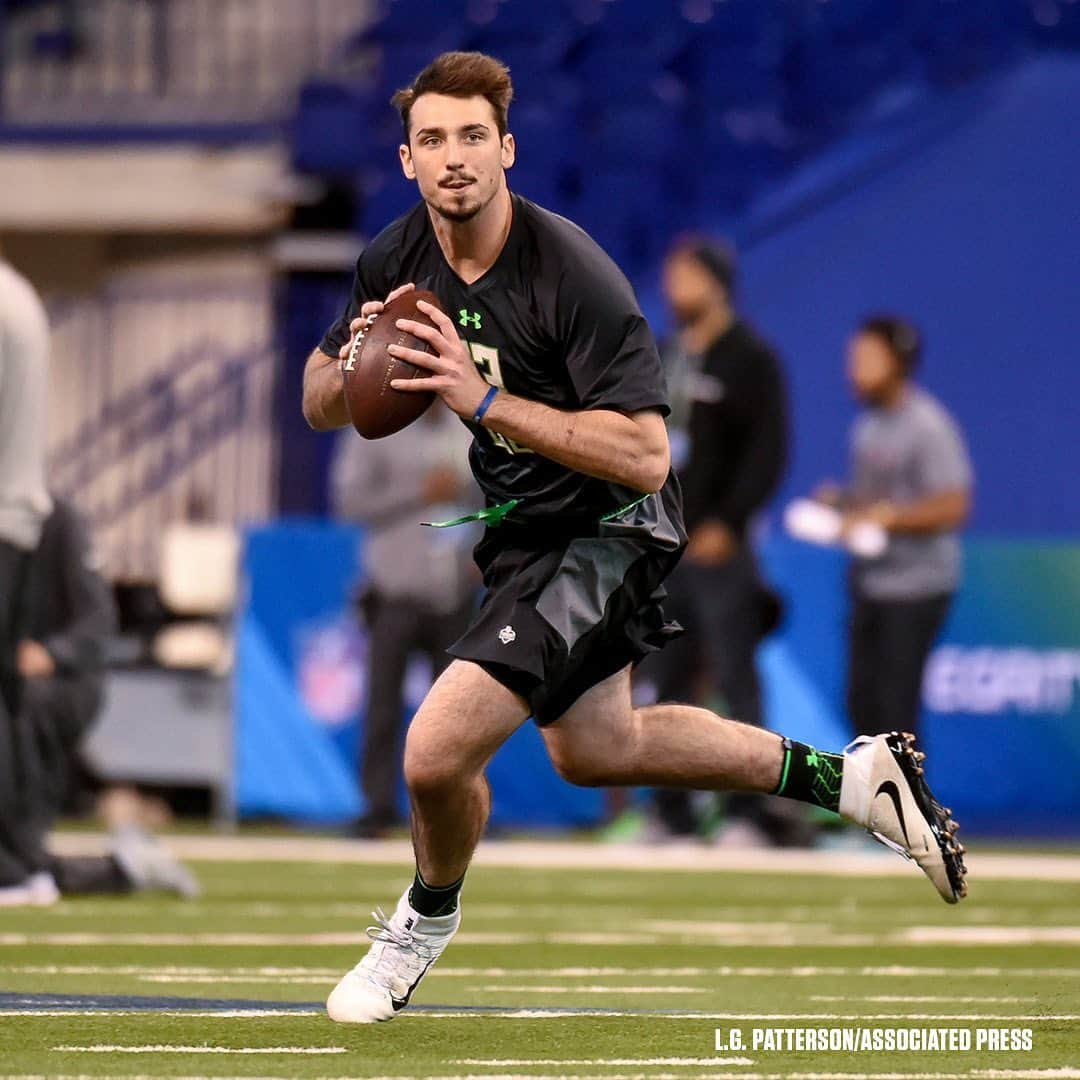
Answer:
[{"left": 342, "top": 289, "right": 442, "bottom": 439}]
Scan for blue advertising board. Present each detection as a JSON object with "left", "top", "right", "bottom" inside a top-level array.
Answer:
[{"left": 235, "top": 522, "right": 1080, "bottom": 837}]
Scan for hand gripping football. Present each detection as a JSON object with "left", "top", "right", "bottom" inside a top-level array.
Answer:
[{"left": 342, "top": 289, "right": 443, "bottom": 439}]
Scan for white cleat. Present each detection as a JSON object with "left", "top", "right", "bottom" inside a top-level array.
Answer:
[
  {"left": 839, "top": 731, "right": 968, "bottom": 904},
  {"left": 326, "top": 890, "right": 460, "bottom": 1023}
]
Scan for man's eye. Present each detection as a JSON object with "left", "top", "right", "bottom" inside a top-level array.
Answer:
[{"left": 423, "top": 137, "right": 440, "bottom": 147}]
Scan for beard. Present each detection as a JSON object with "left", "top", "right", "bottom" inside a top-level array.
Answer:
[
  {"left": 431, "top": 199, "right": 483, "bottom": 223},
  {"left": 427, "top": 181, "right": 492, "bottom": 224}
]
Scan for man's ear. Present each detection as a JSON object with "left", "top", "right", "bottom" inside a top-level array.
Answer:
[
  {"left": 501, "top": 133, "right": 516, "bottom": 170},
  {"left": 399, "top": 143, "right": 416, "bottom": 180}
]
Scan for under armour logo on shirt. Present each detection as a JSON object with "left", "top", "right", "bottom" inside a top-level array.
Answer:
[
  {"left": 498, "top": 625, "right": 516, "bottom": 645},
  {"left": 459, "top": 309, "right": 482, "bottom": 331}
]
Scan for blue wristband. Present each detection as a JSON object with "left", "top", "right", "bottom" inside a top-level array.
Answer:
[{"left": 472, "top": 385, "right": 499, "bottom": 425}]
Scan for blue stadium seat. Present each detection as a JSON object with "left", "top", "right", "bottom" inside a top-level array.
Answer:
[
  {"left": 586, "top": 102, "right": 687, "bottom": 166},
  {"left": 570, "top": 166, "right": 674, "bottom": 274},
  {"left": 292, "top": 82, "right": 375, "bottom": 173},
  {"left": 359, "top": 171, "right": 418, "bottom": 236},
  {"left": 367, "top": 0, "right": 470, "bottom": 43},
  {"left": 568, "top": 41, "right": 672, "bottom": 104}
]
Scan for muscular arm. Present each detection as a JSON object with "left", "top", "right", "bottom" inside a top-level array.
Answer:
[
  {"left": 482, "top": 395, "right": 671, "bottom": 494},
  {"left": 302, "top": 347, "right": 349, "bottom": 431},
  {"left": 390, "top": 300, "right": 671, "bottom": 495}
]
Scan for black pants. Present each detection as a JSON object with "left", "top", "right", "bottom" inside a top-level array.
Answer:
[
  {"left": 361, "top": 592, "right": 474, "bottom": 823},
  {"left": 847, "top": 590, "right": 953, "bottom": 739},
  {"left": 645, "top": 553, "right": 809, "bottom": 844},
  {"left": 0, "top": 671, "right": 117, "bottom": 890},
  {"left": 0, "top": 540, "right": 29, "bottom": 720}
]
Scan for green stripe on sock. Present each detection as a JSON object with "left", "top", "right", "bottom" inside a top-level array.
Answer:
[{"left": 774, "top": 740, "right": 793, "bottom": 796}]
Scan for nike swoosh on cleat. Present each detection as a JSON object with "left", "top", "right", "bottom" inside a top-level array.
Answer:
[
  {"left": 875, "top": 779, "right": 910, "bottom": 847},
  {"left": 390, "top": 958, "right": 435, "bottom": 1012}
]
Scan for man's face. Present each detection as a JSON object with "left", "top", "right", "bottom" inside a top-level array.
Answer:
[
  {"left": 848, "top": 332, "right": 904, "bottom": 404},
  {"left": 662, "top": 251, "right": 724, "bottom": 327},
  {"left": 400, "top": 93, "right": 515, "bottom": 223}
]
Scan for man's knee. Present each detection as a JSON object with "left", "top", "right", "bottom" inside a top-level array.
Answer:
[
  {"left": 403, "top": 741, "right": 468, "bottom": 797},
  {"left": 545, "top": 737, "right": 611, "bottom": 787}
]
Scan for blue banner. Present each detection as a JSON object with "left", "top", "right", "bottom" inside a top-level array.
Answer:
[{"left": 235, "top": 522, "right": 1080, "bottom": 836}]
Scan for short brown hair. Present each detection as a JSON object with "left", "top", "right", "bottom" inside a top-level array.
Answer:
[{"left": 391, "top": 51, "right": 513, "bottom": 141}]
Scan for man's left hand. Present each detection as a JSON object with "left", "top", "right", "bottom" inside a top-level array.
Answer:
[
  {"left": 686, "top": 520, "right": 738, "bottom": 566},
  {"left": 17, "top": 640, "right": 55, "bottom": 679},
  {"left": 389, "top": 300, "right": 491, "bottom": 420}
]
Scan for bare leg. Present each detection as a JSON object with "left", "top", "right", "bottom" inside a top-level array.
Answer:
[
  {"left": 404, "top": 660, "right": 529, "bottom": 886},
  {"left": 542, "top": 665, "right": 784, "bottom": 792}
]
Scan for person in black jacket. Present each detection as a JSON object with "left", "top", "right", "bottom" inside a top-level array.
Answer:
[
  {"left": 644, "top": 238, "right": 808, "bottom": 846},
  {"left": 0, "top": 497, "right": 197, "bottom": 904}
]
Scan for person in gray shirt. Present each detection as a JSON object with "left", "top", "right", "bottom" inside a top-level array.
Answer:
[
  {"left": 330, "top": 406, "right": 479, "bottom": 837},
  {"left": 0, "top": 259, "right": 51, "bottom": 725},
  {"left": 819, "top": 315, "right": 973, "bottom": 739}
]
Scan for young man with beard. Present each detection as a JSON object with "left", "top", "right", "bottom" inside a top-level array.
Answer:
[
  {"left": 825, "top": 317, "right": 973, "bottom": 740},
  {"left": 302, "top": 52, "right": 967, "bottom": 1025}
]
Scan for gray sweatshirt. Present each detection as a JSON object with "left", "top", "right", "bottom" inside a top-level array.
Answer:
[
  {"left": 330, "top": 405, "right": 479, "bottom": 613},
  {"left": 0, "top": 261, "right": 51, "bottom": 550}
]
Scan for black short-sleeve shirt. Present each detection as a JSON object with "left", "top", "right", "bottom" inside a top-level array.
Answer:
[{"left": 321, "top": 194, "right": 684, "bottom": 546}]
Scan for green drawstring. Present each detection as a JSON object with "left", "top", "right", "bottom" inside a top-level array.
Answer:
[
  {"left": 422, "top": 498, "right": 521, "bottom": 529},
  {"left": 599, "top": 493, "right": 651, "bottom": 522},
  {"left": 423, "top": 493, "right": 652, "bottom": 530}
]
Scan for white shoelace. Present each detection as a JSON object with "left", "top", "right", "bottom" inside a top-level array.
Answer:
[{"left": 354, "top": 907, "right": 434, "bottom": 989}]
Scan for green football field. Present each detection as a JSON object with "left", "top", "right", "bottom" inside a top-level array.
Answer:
[{"left": 2, "top": 837, "right": 1078, "bottom": 1079}]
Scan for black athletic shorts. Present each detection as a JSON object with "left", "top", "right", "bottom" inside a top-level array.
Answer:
[{"left": 447, "top": 522, "right": 685, "bottom": 725}]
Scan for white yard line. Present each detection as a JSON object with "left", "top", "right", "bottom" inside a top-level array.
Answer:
[
  {"left": 0, "top": 1009, "right": 321, "bottom": 1017},
  {"left": 8, "top": 1073, "right": 1080, "bottom": 1080},
  {"left": 137, "top": 974, "right": 330, "bottom": 984},
  {"left": 810, "top": 996, "right": 1029, "bottom": 1004},
  {"left": 686, "top": 1014, "right": 1079, "bottom": 1022},
  {"left": 7, "top": 963, "right": 1080, "bottom": 979},
  {"left": 53, "top": 1045, "right": 346, "bottom": 1055},
  {"left": 453, "top": 1059, "right": 755, "bottom": 1067},
  {"left": 901, "top": 927, "right": 1080, "bottom": 944},
  {"left": 476, "top": 985, "right": 709, "bottom": 994},
  {"left": 1, "top": 927, "right": 1072, "bottom": 948},
  {"left": 46, "top": 832, "right": 1080, "bottom": 882}
]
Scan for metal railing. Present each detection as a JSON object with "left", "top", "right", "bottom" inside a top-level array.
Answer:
[
  {"left": 1, "top": 0, "right": 372, "bottom": 127},
  {"left": 47, "top": 273, "right": 278, "bottom": 581}
]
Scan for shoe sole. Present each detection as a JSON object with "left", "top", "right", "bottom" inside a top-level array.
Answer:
[{"left": 877, "top": 731, "right": 968, "bottom": 903}]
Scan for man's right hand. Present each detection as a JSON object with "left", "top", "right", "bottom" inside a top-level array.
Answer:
[
  {"left": 337, "top": 283, "right": 417, "bottom": 365},
  {"left": 17, "top": 639, "right": 55, "bottom": 679}
]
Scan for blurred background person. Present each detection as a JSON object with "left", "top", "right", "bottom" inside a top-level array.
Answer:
[
  {"left": 331, "top": 406, "right": 479, "bottom": 838},
  {"left": 819, "top": 315, "right": 973, "bottom": 740},
  {"left": 635, "top": 237, "right": 808, "bottom": 847},
  {"left": 0, "top": 254, "right": 53, "bottom": 899},
  {"left": 0, "top": 255, "right": 51, "bottom": 724},
  {"left": 0, "top": 497, "right": 197, "bottom": 904}
]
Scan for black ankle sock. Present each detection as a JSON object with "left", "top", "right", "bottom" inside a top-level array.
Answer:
[
  {"left": 408, "top": 869, "right": 464, "bottom": 917},
  {"left": 772, "top": 737, "right": 844, "bottom": 813}
]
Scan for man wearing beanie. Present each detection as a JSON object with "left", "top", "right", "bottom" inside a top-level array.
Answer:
[{"left": 647, "top": 237, "right": 807, "bottom": 846}]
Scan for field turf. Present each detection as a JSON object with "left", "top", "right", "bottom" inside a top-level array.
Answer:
[{"left": 1, "top": 839, "right": 1078, "bottom": 1079}]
